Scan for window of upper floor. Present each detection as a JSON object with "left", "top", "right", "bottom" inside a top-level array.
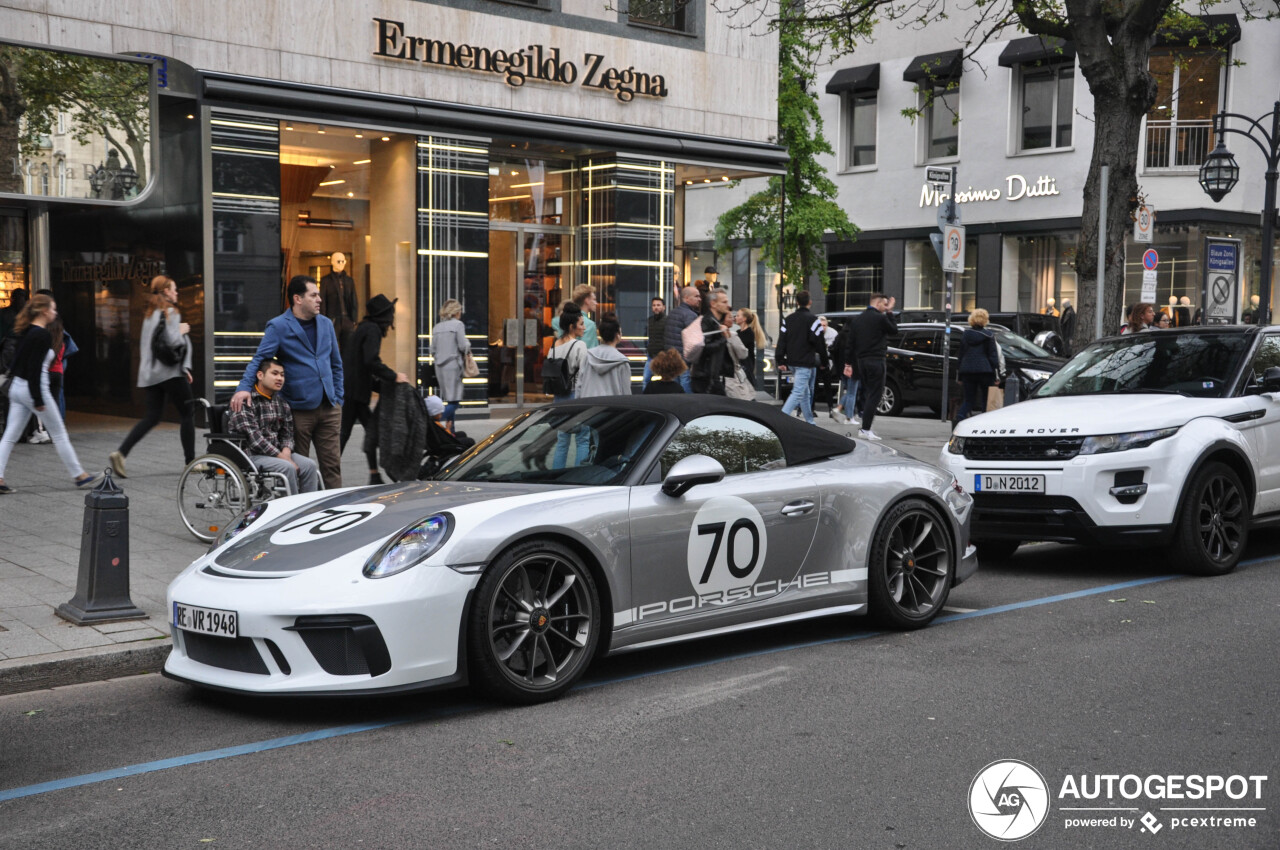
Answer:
[
  {"left": 843, "top": 92, "right": 878, "bottom": 170},
  {"left": 1016, "top": 62, "right": 1074, "bottom": 153},
  {"left": 1143, "top": 46, "right": 1227, "bottom": 171},
  {"left": 922, "top": 84, "right": 960, "bottom": 163},
  {"left": 628, "top": 0, "right": 691, "bottom": 34}
]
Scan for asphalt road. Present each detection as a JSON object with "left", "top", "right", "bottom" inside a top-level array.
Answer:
[{"left": 2, "top": 537, "right": 1278, "bottom": 850}]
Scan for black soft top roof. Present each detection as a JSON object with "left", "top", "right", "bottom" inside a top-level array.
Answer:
[{"left": 551, "top": 395, "right": 856, "bottom": 466}]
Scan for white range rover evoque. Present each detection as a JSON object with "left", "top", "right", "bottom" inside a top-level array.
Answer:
[{"left": 941, "top": 325, "right": 1280, "bottom": 575}]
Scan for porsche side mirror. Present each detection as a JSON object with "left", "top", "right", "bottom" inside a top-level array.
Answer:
[
  {"left": 661, "top": 454, "right": 726, "bottom": 497},
  {"left": 1262, "top": 366, "right": 1280, "bottom": 394}
]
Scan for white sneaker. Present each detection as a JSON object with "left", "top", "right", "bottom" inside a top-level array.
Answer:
[
  {"left": 851, "top": 414, "right": 862, "bottom": 427},
  {"left": 858, "top": 429, "right": 881, "bottom": 441},
  {"left": 28, "top": 429, "right": 51, "bottom": 444},
  {"left": 831, "top": 409, "right": 848, "bottom": 424}
]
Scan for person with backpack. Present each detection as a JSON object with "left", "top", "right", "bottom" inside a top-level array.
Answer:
[
  {"left": 545, "top": 303, "right": 587, "bottom": 402},
  {"left": 109, "top": 275, "right": 194, "bottom": 478},
  {"left": 578, "top": 314, "right": 632, "bottom": 397}
]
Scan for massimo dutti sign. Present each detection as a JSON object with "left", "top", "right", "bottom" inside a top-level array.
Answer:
[{"left": 372, "top": 18, "right": 669, "bottom": 102}]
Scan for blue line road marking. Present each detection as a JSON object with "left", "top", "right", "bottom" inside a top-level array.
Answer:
[{"left": 0, "top": 567, "right": 1261, "bottom": 804}]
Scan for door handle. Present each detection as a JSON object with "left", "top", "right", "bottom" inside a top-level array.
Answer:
[{"left": 781, "top": 500, "right": 815, "bottom": 517}]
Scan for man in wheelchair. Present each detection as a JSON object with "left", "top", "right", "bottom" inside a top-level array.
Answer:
[{"left": 226, "top": 358, "right": 321, "bottom": 494}]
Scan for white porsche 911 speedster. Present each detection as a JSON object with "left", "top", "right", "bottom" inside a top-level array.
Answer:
[{"left": 165, "top": 395, "right": 977, "bottom": 703}]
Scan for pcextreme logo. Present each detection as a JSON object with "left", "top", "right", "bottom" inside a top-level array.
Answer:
[{"left": 970, "top": 761, "right": 1269, "bottom": 841}]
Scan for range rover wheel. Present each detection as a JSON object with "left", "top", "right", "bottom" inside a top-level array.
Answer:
[
  {"left": 1169, "top": 462, "right": 1247, "bottom": 576},
  {"left": 869, "top": 499, "right": 954, "bottom": 628},
  {"left": 467, "top": 539, "right": 600, "bottom": 704}
]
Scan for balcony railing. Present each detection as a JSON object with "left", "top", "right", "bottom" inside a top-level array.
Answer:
[{"left": 1144, "top": 119, "right": 1214, "bottom": 170}]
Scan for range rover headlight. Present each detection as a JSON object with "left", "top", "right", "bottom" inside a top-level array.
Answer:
[
  {"left": 1079, "top": 428, "right": 1178, "bottom": 455},
  {"left": 1019, "top": 368, "right": 1052, "bottom": 383},
  {"left": 213, "top": 503, "right": 270, "bottom": 549},
  {"left": 947, "top": 435, "right": 966, "bottom": 454},
  {"left": 363, "top": 514, "right": 453, "bottom": 579}
]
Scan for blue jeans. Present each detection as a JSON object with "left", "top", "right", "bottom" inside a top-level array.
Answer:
[
  {"left": 840, "top": 376, "right": 860, "bottom": 419},
  {"left": 442, "top": 400, "right": 460, "bottom": 431},
  {"left": 678, "top": 372, "right": 692, "bottom": 393},
  {"left": 643, "top": 357, "right": 654, "bottom": 391},
  {"left": 781, "top": 367, "right": 816, "bottom": 424}
]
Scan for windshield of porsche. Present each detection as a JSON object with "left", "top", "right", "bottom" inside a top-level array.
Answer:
[
  {"left": 1034, "top": 332, "right": 1250, "bottom": 398},
  {"left": 440, "top": 407, "right": 666, "bottom": 485}
]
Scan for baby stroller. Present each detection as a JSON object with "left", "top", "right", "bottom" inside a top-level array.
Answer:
[{"left": 417, "top": 417, "right": 474, "bottom": 479}]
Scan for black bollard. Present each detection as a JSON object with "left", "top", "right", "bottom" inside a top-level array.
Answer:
[{"left": 56, "top": 469, "right": 148, "bottom": 625}]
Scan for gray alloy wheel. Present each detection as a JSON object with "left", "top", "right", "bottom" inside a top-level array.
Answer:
[
  {"left": 468, "top": 540, "right": 600, "bottom": 704},
  {"left": 877, "top": 379, "right": 904, "bottom": 417},
  {"left": 868, "top": 498, "right": 954, "bottom": 628},
  {"left": 1170, "top": 461, "right": 1247, "bottom": 576}
]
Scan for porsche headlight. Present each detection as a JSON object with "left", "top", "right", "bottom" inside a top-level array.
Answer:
[
  {"left": 1079, "top": 428, "right": 1178, "bottom": 455},
  {"left": 213, "top": 503, "right": 269, "bottom": 549},
  {"left": 364, "top": 514, "right": 453, "bottom": 579},
  {"left": 947, "top": 435, "right": 966, "bottom": 454}
]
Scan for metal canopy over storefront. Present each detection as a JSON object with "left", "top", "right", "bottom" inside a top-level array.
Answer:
[{"left": 201, "top": 74, "right": 789, "bottom": 175}]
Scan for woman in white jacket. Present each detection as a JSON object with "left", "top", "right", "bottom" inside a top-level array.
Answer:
[
  {"left": 109, "top": 276, "right": 194, "bottom": 477},
  {"left": 430, "top": 299, "right": 470, "bottom": 432}
]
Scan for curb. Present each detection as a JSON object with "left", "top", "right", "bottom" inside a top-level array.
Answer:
[{"left": 0, "top": 640, "right": 172, "bottom": 696}]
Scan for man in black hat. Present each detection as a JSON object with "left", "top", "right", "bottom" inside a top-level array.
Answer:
[{"left": 341, "top": 293, "right": 409, "bottom": 484}]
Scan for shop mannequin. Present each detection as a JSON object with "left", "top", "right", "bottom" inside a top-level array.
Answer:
[
  {"left": 321, "top": 251, "right": 358, "bottom": 349},
  {"left": 1059, "top": 298, "right": 1076, "bottom": 345},
  {"left": 1244, "top": 294, "right": 1262, "bottom": 324},
  {"left": 1043, "top": 297, "right": 1059, "bottom": 317},
  {"left": 1177, "top": 296, "right": 1194, "bottom": 328}
]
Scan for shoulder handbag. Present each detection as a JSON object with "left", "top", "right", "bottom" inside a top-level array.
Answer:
[
  {"left": 542, "top": 340, "right": 579, "bottom": 396},
  {"left": 463, "top": 350, "right": 480, "bottom": 378},
  {"left": 151, "top": 312, "right": 186, "bottom": 366},
  {"left": 682, "top": 318, "right": 707, "bottom": 362}
]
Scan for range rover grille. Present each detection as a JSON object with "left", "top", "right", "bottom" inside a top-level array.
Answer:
[{"left": 963, "top": 436, "right": 1085, "bottom": 461}]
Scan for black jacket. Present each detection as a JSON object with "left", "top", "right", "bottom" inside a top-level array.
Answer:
[
  {"left": 851, "top": 308, "right": 898, "bottom": 360},
  {"left": 647, "top": 312, "right": 669, "bottom": 357},
  {"left": 777, "top": 307, "right": 825, "bottom": 368},
  {"left": 363, "top": 382, "right": 428, "bottom": 482},
  {"left": 7, "top": 325, "right": 52, "bottom": 407},
  {"left": 343, "top": 319, "right": 399, "bottom": 405},
  {"left": 691, "top": 315, "right": 734, "bottom": 388},
  {"left": 320, "top": 272, "right": 357, "bottom": 332},
  {"left": 958, "top": 327, "right": 999, "bottom": 376},
  {"left": 664, "top": 302, "right": 699, "bottom": 353}
]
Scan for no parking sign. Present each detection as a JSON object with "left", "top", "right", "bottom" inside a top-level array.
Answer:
[{"left": 1202, "top": 238, "right": 1241, "bottom": 325}]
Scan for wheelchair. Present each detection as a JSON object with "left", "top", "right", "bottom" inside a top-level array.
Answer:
[{"left": 176, "top": 398, "right": 292, "bottom": 543}]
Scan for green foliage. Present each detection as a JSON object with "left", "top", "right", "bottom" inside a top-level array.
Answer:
[
  {"left": 661, "top": 424, "right": 786, "bottom": 476},
  {"left": 714, "top": 22, "right": 858, "bottom": 297}
]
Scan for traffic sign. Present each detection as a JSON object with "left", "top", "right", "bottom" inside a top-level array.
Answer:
[
  {"left": 1134, "top": 205, "right": 1155, "bottom": 243},
  {"left": 942, "top": 224, "right": 965, "bottom": 273},
  {"left": 1141, "top": 269, "right": 1158, "bottom": 302},
  {"left": 926, "top": 166, "right": 954, "bottom": 185},
  {"left": 1142, "top": 249, "right": 1159, "bottom": 270},
  {"left": 937, "top": 198, "right": 959, "bottom": 229}
]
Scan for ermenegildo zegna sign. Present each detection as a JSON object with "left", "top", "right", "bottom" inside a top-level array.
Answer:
[{"left": 373, "top": 18, "right": 669, "bottom": 102}]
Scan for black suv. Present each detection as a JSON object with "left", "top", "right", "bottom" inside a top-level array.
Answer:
[{"left": 766, "top": 316, "right": 1066, "bottom": 415}]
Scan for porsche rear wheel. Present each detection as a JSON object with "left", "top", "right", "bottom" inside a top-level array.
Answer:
[
  {"left": 468, "top": 540, "right": 600, "bottom": 704},
  {"left": 868, "top": 499, "right": 954, "bottom": 629}
]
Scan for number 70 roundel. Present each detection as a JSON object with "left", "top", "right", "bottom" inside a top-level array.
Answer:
[{"left": 685, "top": 496, "right": 769, "bottom": 594}]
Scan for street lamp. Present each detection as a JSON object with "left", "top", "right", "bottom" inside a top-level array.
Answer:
[
  {"left": 88, "top": 150, "right": 139, "bottom": 200},
  {"left": 1198, "top": 101, "right": 1280, "bottom": 326}
]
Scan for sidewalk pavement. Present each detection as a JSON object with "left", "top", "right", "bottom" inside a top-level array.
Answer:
[{"left": 0, "top": 400, "right": 952, "bottom": 696}]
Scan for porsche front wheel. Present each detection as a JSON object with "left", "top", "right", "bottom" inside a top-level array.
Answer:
[
  {"left": 468, "top": 540, "right": 600, "bottom": 704},
  {"left": 868, "top": 499, "right": 954, "bottom": 629}
]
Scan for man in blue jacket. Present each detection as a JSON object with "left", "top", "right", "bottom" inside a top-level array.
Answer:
[{"left": 230, "top": 276, "right": 345, "bottom": 488}]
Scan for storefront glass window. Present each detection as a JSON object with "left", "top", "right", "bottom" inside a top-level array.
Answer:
[
  {"left": 0, "top": 44, "right": 153, "bottom": 202},
  {"left": 0, "top": 212, "right": 26, "bottom": 307},
  {"left": 489, "top": 159, "right": 573, "bottom": 225},
  {"left": 904, "top": 238, "right": 975, "bottom": 311},
  {"left": 1003, "top": 232, "right": 1078, "bottom": 313},
  {"left": 827, "top": 250, "right": 882, "bottom": 310}
]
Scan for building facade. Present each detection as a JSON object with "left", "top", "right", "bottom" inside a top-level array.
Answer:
[
  {"left": 686, "top": 8, "right": 1280, "bottom": 336},
  {"left": 0, "top": 0, "right": 782, "bottom": 415}
]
